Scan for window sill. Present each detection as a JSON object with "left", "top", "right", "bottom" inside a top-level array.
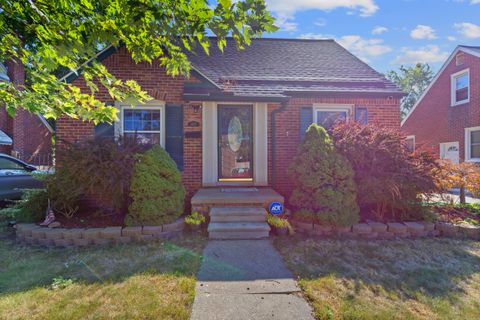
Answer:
[
  {"left": 451, "top": 100, "right": 469, "bottom": 107},
  {"left": 465, "top": 158, "right": 480, "bottom": 163}
]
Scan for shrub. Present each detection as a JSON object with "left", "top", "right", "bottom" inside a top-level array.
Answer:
[
  {"left": 288, "top": 124, "right": 359, "bottom": 227},
  {"left": 56, "top": 137, "right": 148, "bottom": 216},
  {"left": 0, "top": 189, "right": 48, "bottom": 223},
  {"left": 435, "top": 161, "right": 480, "bottom": 204},
  {"left": 184, "top": 212, "right": 205, "bottom": 225},
  {"left": 331, "top": 121, "right": 438, "bottom": 221},
  {"left": 126, "top": 145, "right": 185, "bottom": 226}
]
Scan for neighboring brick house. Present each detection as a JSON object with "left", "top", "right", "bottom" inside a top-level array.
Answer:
[
  {"left": 402, "top": 45, "right": 480, "bottom": 164},
  {"left": 0, "top": 61, "right": 53, "bottom": 166},
  {"left": 58, "top": 38, "right": 403, "bottom": 202}
]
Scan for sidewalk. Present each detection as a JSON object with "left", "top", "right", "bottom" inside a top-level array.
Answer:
[{"left": 190, "top": 240, "right": 314, "bottom": 320}]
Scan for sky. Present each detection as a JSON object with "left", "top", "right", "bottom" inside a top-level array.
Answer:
[{"left": 264, "top": 0, "right": 480, "bottom": 74}]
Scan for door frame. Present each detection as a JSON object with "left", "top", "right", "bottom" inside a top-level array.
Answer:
[{"left": 202, "top": 101, "right": 268, "bottom": 186}]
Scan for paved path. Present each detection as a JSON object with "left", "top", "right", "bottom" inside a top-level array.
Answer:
[{"left": 190, "top": 240, "right": 314, "bottom": 320}]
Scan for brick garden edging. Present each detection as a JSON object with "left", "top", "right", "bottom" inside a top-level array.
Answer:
[
  {"left": 291, "top": 220, "right": 480, "bottom": 240},
  {"left": 15, "top": 218, "right": 185, "bottom": 248}
]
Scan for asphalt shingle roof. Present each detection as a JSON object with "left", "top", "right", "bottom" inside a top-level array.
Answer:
[
  {"left": 459, "top": 45, "right": 480, "bottom": 55},
  {"left": 186, "top": 38, "right": 402, "bottom": 97}
]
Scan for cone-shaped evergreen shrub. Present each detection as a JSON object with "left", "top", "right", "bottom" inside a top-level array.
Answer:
[
  {"left": 126, "top": 145, "right": 185, "bottom": 226},
  {"left": 289, "top": 124, "right": 359, "bottom": 227}
]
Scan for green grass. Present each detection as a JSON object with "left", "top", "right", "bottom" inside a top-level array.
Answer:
[
  {"left": 0, "top": 228, "right": 207, "bottom": 320},
  {"left": 274, "top": 236, "right": 480, "bottom": 320}
]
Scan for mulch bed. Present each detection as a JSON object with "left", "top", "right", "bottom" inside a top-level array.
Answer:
[{"left": 55, "top": 209, "right": 125, "bottom": 228}]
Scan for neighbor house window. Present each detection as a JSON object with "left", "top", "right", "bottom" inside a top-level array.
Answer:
[
  {"left": 405, "top": 135, "right": 415, "bottom": 152},
  {"left": 313, "top": 105, "right": 351, "bottom": 130},
  {"left": 451, "top": 69, "right": 469, "bottom": 106},
  {"left": 120, "top": 105, "right": 165, "bottom": 146},
  {"left": 465, "top": 126, "right": 480, "bottom": 162}
]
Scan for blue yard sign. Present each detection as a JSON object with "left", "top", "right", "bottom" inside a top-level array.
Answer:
[{"left": 269, "top": 202, "right": 284, "bottom": 215}]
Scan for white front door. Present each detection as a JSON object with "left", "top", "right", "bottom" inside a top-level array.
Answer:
[{"left": 440, "top": 142, "right": 460, "bottom": 163}]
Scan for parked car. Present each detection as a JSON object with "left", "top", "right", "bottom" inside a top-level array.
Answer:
[{"left": 0, "top": 153, "right": 44, "bottom": 201}]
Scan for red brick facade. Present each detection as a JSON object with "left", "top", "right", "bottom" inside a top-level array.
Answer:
[
  {"left": 271, "top": 96, "right": 401, "bottom": 198},
  {"left": 0, "top": 60, "right": 52, "bottom": 164},
  {"left": 56, "top": 47, "right": 401, "bottom": 201},
  {"left": 402, "top": 49, "right": 480, "bottom": 161}
]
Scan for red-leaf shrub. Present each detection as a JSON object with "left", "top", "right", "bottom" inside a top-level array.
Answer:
[{"left": 331, "top": 122, "right": 438, "bottom": 221}]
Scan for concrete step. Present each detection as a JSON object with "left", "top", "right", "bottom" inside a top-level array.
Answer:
[
  {"left": 210, "top": 207, "right": 266, "bottom": 223},
  {"left": 208, "top": 222, "right": 270, "bottom": 240}
]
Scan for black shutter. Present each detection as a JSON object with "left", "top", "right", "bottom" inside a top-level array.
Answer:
[
  {"left": 94, "top": 102, "right": 115, "bottom": 140},
  {"left": 299, "top": 106, "right": 313, "bottom": 142},
  {"left": 165, "top": 104, "right": 184, "bottom": 171}
]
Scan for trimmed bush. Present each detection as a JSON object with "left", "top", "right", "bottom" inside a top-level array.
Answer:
[
  {"left": 332, "top": 121, "right": 438, "bottom": 221},
  {"left": 126, "top": 145, "right": 185, "bottom": 226},
  {"left": 0, "top": 189, "right": 48, "bottom": 223},
  {"left": 289, "top": 124, "right": 359, "bottom": 227}
]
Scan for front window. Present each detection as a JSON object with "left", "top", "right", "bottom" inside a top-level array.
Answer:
[
  {"left": 465, "top": 127, "right": 480, "bottom": 162},
  {"left": 122, "top": 106, "right": 163, "bottom": 145},
  {"left": 314, "top": 106, "right": 350, "bottom": 130},
  {"left": 451, "top": 70, "right": 469, "bottom": 106}
]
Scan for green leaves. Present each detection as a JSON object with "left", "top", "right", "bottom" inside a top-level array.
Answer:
[{"left": 0, "top": 0, "right": 277, "bottom": 123}]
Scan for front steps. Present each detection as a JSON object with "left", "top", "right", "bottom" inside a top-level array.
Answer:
[{"left": 208, "top": 207, "right": 270, "bottom": 239}]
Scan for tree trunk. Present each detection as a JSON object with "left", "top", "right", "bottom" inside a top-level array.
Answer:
[{"left": 460, "top": 186, "right": 466, "bottom": 204}]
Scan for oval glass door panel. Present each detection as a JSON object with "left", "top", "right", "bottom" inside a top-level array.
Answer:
[
  {"left": 228, "top": 116, "right": 243, "bottom": 152},
  {"left": 218, "top": 105, "right": 253, "bottom": 181}
]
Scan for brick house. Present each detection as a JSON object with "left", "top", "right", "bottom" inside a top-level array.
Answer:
[
  {"left": 58, "top": 38, "right": 403, "bottom": 207},
  {"left": 402, "top": 45, "right": 480, "bottom": 163},
  {"left": 0, "top": 61, "right": 53, "bottom": 166}
]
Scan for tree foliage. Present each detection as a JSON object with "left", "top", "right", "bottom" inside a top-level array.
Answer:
[
  {"left": 386, "top": 63, "right": 434, "bottom": 119},
  {"left": 288, "top": 124, "right": 359, "bottom": 227},
  {"left": 332, "top": 121, "right": 438, "bottom": 221},
  {"left": 435, "top": 161, "right": 480, "bottom": 204},
  {"left": 0, "top": 0, "right": 277, "bottom": 123}
]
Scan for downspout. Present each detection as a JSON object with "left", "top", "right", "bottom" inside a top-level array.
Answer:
[{"left": 271, "top": 100, "right": 288, "bottom": 189}]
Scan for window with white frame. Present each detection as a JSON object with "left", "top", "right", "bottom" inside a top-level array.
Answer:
[
  {"left": 451, "top": 69, "right": 469, "bottom": 106},
  {"left": 405, "top": 135, "right": 415, "bottom": 152},
  {"left": 120, "top": 105, "right": 164, "bottom": 146},
  {"left": 313, "top": 105, "right": 351, "bottom": 130},
  {"left": 465, "top": 126, "right": 480, "bottom": 162}
]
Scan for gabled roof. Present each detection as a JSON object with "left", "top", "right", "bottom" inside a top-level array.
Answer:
[
  {"left": 401, "top": 45, "right": 480, "bottom": 126},
  {"left": 185, "top": 38, "right": 403, "bottom": 98}
]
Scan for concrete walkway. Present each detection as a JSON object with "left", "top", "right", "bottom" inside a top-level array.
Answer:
[{"left": 190, "top": 240, "right": 314, "bottom": 320}]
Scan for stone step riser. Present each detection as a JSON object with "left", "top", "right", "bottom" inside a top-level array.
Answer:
[
  {"left": 210, "top": 215, "right": 266, "bottom": 223},
  {"left": 209, "top": 231, "right": 270, "bottom": 240}
]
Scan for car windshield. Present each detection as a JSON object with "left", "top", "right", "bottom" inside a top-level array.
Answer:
[{"left": 0, "top": 157, "right": 25, "bottom": 170}]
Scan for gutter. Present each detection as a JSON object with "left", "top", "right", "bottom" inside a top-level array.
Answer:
[{"left": 271, "top": 100, "right": 288, "bottom": 188}]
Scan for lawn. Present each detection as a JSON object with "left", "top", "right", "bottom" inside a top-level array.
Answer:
[
  {"left": 274, "top": 236, "right": 480, "bottom": 320},
  {"left": 0, "top": 228, "right": 207, "bottom": 320}
]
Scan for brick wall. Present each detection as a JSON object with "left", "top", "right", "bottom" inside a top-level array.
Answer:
[
  {"left": 402, "top": 51, "right": 480, "bottom": 160},
  {"left": 272, "top": 96, "right": 401, "bottom": 199},
  {"left": 0, "top": 60, "right": 52, "bottom": 164},
  {"left": 56, "top": 47, "right": 202, "bottom": 196}
]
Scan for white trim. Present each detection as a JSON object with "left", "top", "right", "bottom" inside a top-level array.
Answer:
[
  {"left": 465, "top": 126, "right": 480, "bottom": 162},
  {"left": 406, "top": 135, "right": 415, "bottom": 151},
  {"left": 114, "top": 100, "right": 166, "bottom": 147},
  {"left": 313, "top": 104, "right": 353, "bottom": 126},
  {"left": 439, "top": 141, "right": 460, "bottom": 164},
  {"left": 450, "top": 68, "right": 470, "bottom": 107},
  {"left": 402, "top": 46, "right": 480, "bottom": 126},
  {"left": 59, "top": 45, "right": 114, "bottom": 82},
  {"left": 36, "top": 114, "right": 54, "bottom": 133}
]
